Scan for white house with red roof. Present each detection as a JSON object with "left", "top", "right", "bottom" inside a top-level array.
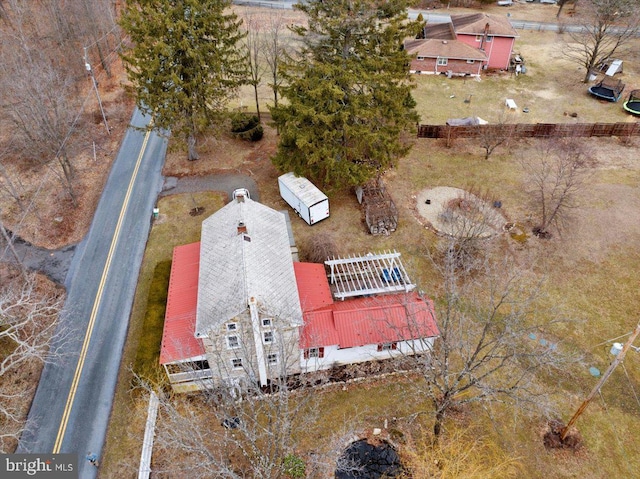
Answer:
[
  {"left": 295, "top": 260, "right": 438, "bottom": 373},
  {"left": 160, "top": 193, "right": 439, "bottom": 392}
]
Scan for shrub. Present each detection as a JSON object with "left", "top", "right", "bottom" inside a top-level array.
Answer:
[
  {"left": 283, "top": 454, "right": 305, "bottom": 478},
  {"left": 230, "top": 114, "right": 263, "bottom": 141},
  {"left": 237, "top": 124, "right": 264, "bottom": 142},
  {"left": 303, "top": 232, "right": 338, "bottom": 264},
  {"left": 231, "top": 114, "right": 259, "bottom": 133}
]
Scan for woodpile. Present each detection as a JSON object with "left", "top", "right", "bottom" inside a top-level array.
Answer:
[{"left": 356, "top": 179, "right": 398, "bottom": 236}]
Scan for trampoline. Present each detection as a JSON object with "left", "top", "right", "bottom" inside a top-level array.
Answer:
[
  {"left": 588, "top": 77, "right": 625, "bottom": 102},
  {"left": 623, "top": 90, "right": 640, "bottom": 115}
]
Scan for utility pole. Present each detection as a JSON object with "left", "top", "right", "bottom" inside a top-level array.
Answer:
[
  {"left": 561, "top": 322, "right": 640, "bottom": 441},
  {"left": 84, "top": 47, "right": 110, "bottom": 136}
]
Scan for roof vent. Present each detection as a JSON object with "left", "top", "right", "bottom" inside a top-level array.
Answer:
[
  {"left": 442, "top": 40, "right": 448, "bottom": 44},
  {"left": 237, "top": 222, "right": 247, "bottom": 235}
]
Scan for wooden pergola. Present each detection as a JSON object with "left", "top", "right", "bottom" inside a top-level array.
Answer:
[{"left": 325, "top": 251, "right": 415, "bottom": 300}]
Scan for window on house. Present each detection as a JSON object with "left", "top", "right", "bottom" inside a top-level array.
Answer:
[
  {"left": 304, "top": 347, "right": 325, "bottom": 359},
  {"left": 475, "top": 35, "right": 482, "bottom": 42},
  {"left": 486, "top": 35, "right": 493, "bottom": 42},
  {"left": 263, "top": 331, "right": 274, "bottom": 344},
  {"left": 231, "top": 358, "right": 243, "bottom": 369},
  {"left": 262, "top": 318, "right": 272, "bottom": 327},
  {"left": 377, "top": 342, "right": 398, "bottom": 352},
  {"left": 227, "top": 335, "right": 240, "bottom": 349},
  {"left": 267, "top": 353, "right": 278, "bottom": 365},
  {"left": 417, "top": 56, "right": 425, "bottom": 60},
  {"left": 437, "top": 57, "right": 448, "bottom": 66},
  {"left": 226, "top": 323, "right": 237, "bottom": 332},
  {"left": 466, "top": 60, "right": 475, "bottom": 64}
]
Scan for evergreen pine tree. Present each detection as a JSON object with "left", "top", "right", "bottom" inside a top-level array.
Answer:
[
  {"left": 270, "top": 0, "right": 419, "bottom": 188},
  {"left": 120, "top": 0, "right": 246, "bottom": 160}
]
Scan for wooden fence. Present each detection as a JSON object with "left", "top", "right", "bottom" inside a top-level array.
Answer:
[{"left": 417, "top": 122, "right": 640, "bottom": 141}]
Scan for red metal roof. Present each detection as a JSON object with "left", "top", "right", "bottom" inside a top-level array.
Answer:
[
  {"left": 331, "top": 293, "right": 439, "bottom": 348},
  {"left": 160, "top": 242, "right": 206, "bottom": 365},
  {"left": 293, "top": 262, "right": 334, "bottom": 311},
  {"left": 299, "top": 309, "right": 341, "bottom": 349},
  {"left": 295, "top": 261, "right": 439, "bottom": 349}
]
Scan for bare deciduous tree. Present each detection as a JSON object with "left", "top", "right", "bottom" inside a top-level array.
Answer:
[
  {"left": 261, "top": 13, "right": 290, "bottom": 110},
  {"left": 521, "top": 139, "right": 592, "bottom": 238},
  {"left": 136, "top": 371, "right": 319, "bottom": 478},
  {"left": 0, "top": 148, "right": 27, "bottom": 210},
  {"left": 140, "top": 315, "right": 327, "bottom": 478},
  {"left": 477, "top": 115, "right": 511, "bottom": 160},
  {"left": 243, "top": 12, "right": 264, "bottom": 121},
  {"left": 0, "top": 216, "right": 27, "bottom": 280},
  {"left": 564, "top": 0, "right": 639, "bottom": 83},
  {"left": 75, "top": 0, "right": 120, "bottom": 77},
  {"left": 2, "top": 51, "right": 81, "bottom": 205},
  {"left": 412, "top": 242, "right": 573, "bottom": 437},
  {"left": 0, "top": 273, "right": 64, "bottom": 452},
  {"left": 435, "top": 188, "right": 504, "bottom": 269},
  {"left": 0, "top": 4, "right": 84, "bottom": 206}
]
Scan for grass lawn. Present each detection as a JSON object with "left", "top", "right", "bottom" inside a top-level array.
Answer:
[
  {"left": 101, "top": 6, "right": 640, "bottom": 478},
  {"left": 101, "top": 191, "right": 225, "bottom": 476}
]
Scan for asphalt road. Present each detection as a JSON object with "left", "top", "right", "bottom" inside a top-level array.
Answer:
[{"left": 17, "top": 108, "right": 167, "bottom": 479}]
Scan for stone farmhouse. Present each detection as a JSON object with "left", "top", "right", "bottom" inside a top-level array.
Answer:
[
  {"left": 159, "top": 192, "right": 439, "bottom": 393},
  {"left": 406, "top": 13, "right": 518, "bottom": 76}
]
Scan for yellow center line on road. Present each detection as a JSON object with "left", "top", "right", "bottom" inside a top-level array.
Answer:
[{"left": 53, "top": 127, "right": 153, "bottom": 454}]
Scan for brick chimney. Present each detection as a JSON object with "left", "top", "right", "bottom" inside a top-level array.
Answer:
[{"left": 237, "top": 222, "right": 247, "bottom": 235}]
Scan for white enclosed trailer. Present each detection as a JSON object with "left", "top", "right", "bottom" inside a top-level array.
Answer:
[{"left": 278, "top": 172, "right": 329, "bottom": 225}]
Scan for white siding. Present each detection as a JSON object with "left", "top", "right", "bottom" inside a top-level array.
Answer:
[{"left": 300, "top": 338, "right": 435, "bottom": 373}]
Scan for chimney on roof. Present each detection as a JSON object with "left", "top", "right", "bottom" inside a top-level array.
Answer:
[
  {"left": 236, "top": 193, "right": 245, "bottom": 203},
  {"left": 237, "top": 222, "right": 247, "bottom": 235}
]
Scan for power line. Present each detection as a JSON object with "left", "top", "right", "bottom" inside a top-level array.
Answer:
[
  {"left": 621, "top": 363, "right": 640, "bottom": 413},
  {"left": 561, "top": 322, "right": 640, "bottom": 440},
  {"left": 82, "top": 24, "right": 121, "bottom": 51}
]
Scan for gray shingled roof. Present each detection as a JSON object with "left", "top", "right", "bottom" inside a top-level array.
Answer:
[
  {"left": 451, "top": 13, "right": 518, "bottom": 37},
  {"left": 195, "top": 197, "right": 303, "bottom": 336}
]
